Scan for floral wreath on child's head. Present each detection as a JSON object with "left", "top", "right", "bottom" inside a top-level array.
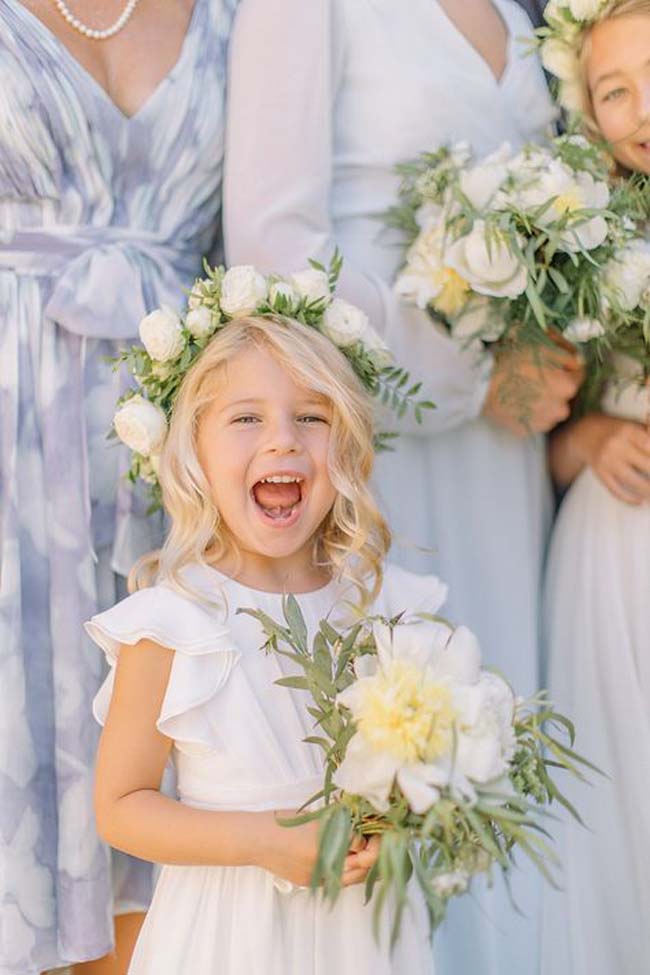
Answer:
[
  {"left": 112, "top": 251, "right": 433, "bottom": 510},
  {"left": 537, "top": 0, "right": 611, "bottom": 115}
]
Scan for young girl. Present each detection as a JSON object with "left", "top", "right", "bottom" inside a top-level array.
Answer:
[
  {"left": 540, "top": 3, "right": 650, "bottom": 972},
  {"left": 85, "top": 313, "right": 439, "bottom": 973}
]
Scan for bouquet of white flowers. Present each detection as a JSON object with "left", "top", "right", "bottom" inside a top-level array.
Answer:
[
  {"left": 388, "top": 134, "right": 646, "bottom": 356},
  {"left": 243, "top": 590, "right": 595, "bottom": 945}
]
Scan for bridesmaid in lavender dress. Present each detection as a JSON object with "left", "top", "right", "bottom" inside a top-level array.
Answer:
[{"left": 0, "top": 1, "right": 236, "bottom": 972}]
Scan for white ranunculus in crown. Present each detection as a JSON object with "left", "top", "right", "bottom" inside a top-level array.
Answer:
[
  {"left": 113, "top": 395, "right": 167, "bottom": 457},
  {"left": 289, "top": 268, "right": 331, "bottom": 304},
  {"left": 220, "top": 265, "right": 269, "bottom": 318},
  {"left": 535, "top": 0, "right": 609, "bottom": 113},
  {"left": 111, "top": 253, "right": 432, "bottom": 507},
  {"left": 139, "top": 306, "right": 184, "bottom": 362}
]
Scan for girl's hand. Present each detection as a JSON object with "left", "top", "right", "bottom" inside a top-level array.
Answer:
[
  {"left": 255, "top": 812, "right": 380, "bottom": 888},
  {"left": 550, "top": 412, "right": 650, "bottom": 502},
  {"left": 483, "top": 342, "right": 584, "bottom": 436},
  {"left": 583, "top": 415, "right": 650, "bottom": 505}
]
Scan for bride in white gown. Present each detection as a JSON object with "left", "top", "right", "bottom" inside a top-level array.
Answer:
[{"left": 541, "top": 5, "right": 650, "bottom": 973}]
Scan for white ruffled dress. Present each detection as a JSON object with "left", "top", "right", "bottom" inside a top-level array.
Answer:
[{"left": 86, "top": 562, "right": 443, "bottom": 974}]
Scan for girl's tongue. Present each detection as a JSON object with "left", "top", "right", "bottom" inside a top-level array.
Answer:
[{"left": 253, "top": 481, "right": 301, "bottom": 517}]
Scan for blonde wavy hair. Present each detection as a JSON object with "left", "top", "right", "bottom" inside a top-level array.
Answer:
[
  {"left": 575, "top": 0, "right": 650, "bottom": 137},
  {"left": 130, "top": 315, "right": 391, "bottom": 608}
]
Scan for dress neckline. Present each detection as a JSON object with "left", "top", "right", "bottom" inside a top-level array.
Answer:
[
  {"left": 6, "top": 0, "right": 203, "bottom": 122},
  {"left": 432, "top": 0, "right": 515, "bottom": 89},
  {"left": 196, "top": 563, "right": 340, "bottom": 601}
]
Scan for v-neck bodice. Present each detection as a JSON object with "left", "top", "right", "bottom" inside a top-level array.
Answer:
[{"left": 0, "top": 0, "right": 234, "bottom": 248}]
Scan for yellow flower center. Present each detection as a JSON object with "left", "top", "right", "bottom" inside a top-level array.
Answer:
[
  {"left": 433, "top": 267, "right": 471, "bottom": 318},
  {"left": 552, "top": 189, "right": 583, "bottom": 215},
  {"left": 356, "top": 660, "right": 457, "bottom": 764}
]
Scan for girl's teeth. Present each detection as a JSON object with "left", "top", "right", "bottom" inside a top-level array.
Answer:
[{"left": 259, "top": 475, "right": 302, "bottom": 484}]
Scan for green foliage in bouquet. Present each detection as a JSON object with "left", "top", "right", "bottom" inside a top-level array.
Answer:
[{"left": 241, "top": 596, "right": 598, "bottom": 947}]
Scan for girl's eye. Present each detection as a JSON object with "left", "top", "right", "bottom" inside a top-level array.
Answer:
[
  {"left": 603, "top": 87, "right": 627, "bottom": 103},
  {"left": 233, "top": 415, "right": 260, "bottom": 425},
  {"left": 297, "top": 414, "right": 329, "bottom": 425}
]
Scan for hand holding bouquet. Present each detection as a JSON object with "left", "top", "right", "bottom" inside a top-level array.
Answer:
[{"left": 243, "top": 590, "right": 595, "bottom": 945}]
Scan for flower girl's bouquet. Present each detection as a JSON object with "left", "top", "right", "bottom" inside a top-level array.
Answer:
[
  {"left": 601, "top": 238, "right": 650, "bottom": 379},
  {"left": 389, "top": 134, "right": 639, "bottom": 354},
  {"left": 244, "top": 591, "right": 595, "bottom": 944}
]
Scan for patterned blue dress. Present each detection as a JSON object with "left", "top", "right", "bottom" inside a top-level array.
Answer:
[{"left": 0, "top": 2, "right": 236, "bottom": 971}]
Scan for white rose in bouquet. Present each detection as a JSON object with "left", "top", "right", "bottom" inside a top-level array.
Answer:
[
  {"left": 321, "top": 298, "right": 369, "bottom": 348},
  {"left": 447, "top": 221, "right": 528, "bottom": 299},
  {"left": 139, "top": 306, "right": 184, "bottom": 362},
  {"left": 459, "top": 143, "right": 511, "bottom": 211},
  {"left": 185, "top": 305, "right": 214, "bottom": 339},
  {"left": 114, "top": 395, "right": 167, "bottom": 456},
  {"left": 289, "top": 268, "right": 331, "bottom": 304},
  {"left": 563, "top": 317, "right": 606, "bottom": 342},
  {"left": 603, "top": 241, "right": 650, "bottom": 310},
  {"left": 220, "top": 265, "right": 268, "bottom": 318},
  {"left": 515, "top": 159, "right": 609, "bottom": 251},
  {"left": 396, "top": 225, "right": 471, "bottom": 316}
]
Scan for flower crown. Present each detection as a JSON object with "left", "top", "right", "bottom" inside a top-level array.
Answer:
[
  {"left": 112, "top": 252, "right": 433, "bottom": 509},
  {"left": 537, "top": 0, "right": 610, "bottom": 114}
]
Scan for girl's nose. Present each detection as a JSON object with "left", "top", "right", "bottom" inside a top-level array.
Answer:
[
  {"left": 638, "top": 84, "right": 650, "bottom": 122},
  {"left": 266, "top": 417, "right": 302, "bottom": 455}
]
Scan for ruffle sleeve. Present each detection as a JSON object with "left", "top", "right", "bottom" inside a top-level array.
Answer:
[{"left": 85, "top": 586, "right": 240, "bottom": 749}]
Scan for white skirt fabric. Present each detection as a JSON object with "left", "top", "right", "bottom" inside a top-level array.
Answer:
[
  {"left": 542, "top": 377, "right": 650, "bottom": 974},
  {"left": 129, "top": 862, "right": 432, "bottom": 974}
]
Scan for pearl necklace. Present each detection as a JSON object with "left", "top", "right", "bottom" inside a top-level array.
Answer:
[{"left": 50, "top": 0, "right": 142, "bottom": 40}]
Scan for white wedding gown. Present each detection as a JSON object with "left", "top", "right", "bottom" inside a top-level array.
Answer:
[
  {"left": 86, "top": 563, "right": 441, "bottom": 974},
  {"left": 223, "top": 2, "right": 556, "bottom": 972},
  {"left": 541, "top": 357, "right": 650, "bottom": 975}
]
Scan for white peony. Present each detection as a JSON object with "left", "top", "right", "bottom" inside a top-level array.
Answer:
[
  {"left": 321, "top": 298, "right": 370, "bottom": 347},
  {"left": 220, "top": 265, "right": 268, "bottom": 318},
  {"left": 603, "top": 241, "right": 650, "bottom": 310},
  {"left": 563, "top": 316, "right": 606, "bottom": 342},
  {"left": 515, "top": 159, "right": 609, "bottom": 252},
  {"left": 269, "top": 280, "right": 300, "bottom": 308},
  {"left": 447, "top": 221, "right": 528, "bottom": 299},
  {"left": 185, "top": 305, "right": 214, "bottom": 339},
  {"left": 114, "top": 395, "right": 167, "bottom": 456},
  {"left": 459, "top": 143, "right": 511, "bottom": 211},
  {"left": 396, "top": 225, "right": 471, "bottom": 317},
  {"left": 334, "top": 619, "right": 484, "bottom": 814},
  {"left": 541, "top": 38, "right": 580, "bottom": 82},
  {"left": 139, "top": 306, "right": 184, "bottom": 362},
  {"left": 289, "top": 268, "right": 331, "bottom": 304}
]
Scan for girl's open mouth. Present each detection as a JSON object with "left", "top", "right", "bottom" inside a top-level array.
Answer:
[{"left": 251, "top": 474, "right": 305, "bottom": 527}]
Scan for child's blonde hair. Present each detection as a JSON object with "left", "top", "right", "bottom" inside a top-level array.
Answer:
[
  {"left": 575, "top": 0, "right": 650, "bottom": 137},
  {"left": 131, "top": 315, "right": 391, "bottom": 607}
]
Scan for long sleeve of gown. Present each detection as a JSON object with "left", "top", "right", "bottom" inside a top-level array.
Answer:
[{"left": 223, "top": 0, "right": 493, "bottom": 436}]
